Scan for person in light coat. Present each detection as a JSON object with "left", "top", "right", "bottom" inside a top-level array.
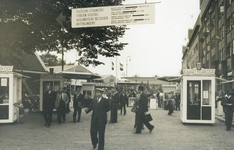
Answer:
[{"left": 55, "top": 87, "right": 69, "bottom": 124}]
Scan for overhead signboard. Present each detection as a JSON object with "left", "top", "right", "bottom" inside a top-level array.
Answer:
[
  {"left": 71, "top": 3, "right": 155, "bottom": 28},
  {"left": 183, "top": 69, "right": 215, "bottom": 76},
  {"left": 0, "top": 66, "right": 13, "bottom": 72}
]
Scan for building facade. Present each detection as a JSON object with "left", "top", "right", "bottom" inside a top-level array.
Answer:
[{"left": 182, "top": 0, "right": 234, "bottom": 92}]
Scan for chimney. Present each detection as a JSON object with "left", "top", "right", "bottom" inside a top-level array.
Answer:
[{"left": 49, "top": 68, "right": 54, "bottom": 74}]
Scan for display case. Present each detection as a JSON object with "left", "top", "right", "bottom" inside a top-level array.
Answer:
[
  {"left": 180, "top": 69, "right": 215, "bottom": 124},
  {"left": 0, "top": 66, "right": 22, "bottom": 123}
]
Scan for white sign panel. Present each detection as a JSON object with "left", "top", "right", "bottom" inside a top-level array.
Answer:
[
  {"left": 1, "top": 78, "right": 7, "bottom": 86},
  {"left": 72, "top": 3, "right": 155, "bottom": 28}
]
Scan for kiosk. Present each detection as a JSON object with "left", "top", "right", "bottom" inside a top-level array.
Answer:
[
  {"left": 180, "top": 68, "right": 216, "bottom": 124},
  {"left": 0, "top": 66, "right": 23, "bottom": 123},
  {"left": 81, "top": 82, "right": 96, "bottom": 107}
]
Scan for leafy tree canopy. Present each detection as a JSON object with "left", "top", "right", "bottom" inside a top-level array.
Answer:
[
  {"left": 40, "top": 53, "right": 66, "bottom": 66},
  {"left": 0, "top": 0, "right": 128, "bottom": 66}
]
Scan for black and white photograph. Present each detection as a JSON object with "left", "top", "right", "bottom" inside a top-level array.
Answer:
[{"left": 0, "top": 0, "right": 234, "bottom": 150}]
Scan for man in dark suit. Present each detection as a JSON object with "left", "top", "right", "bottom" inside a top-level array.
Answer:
[
  {"left": 120, "top": 89, "right": 127, "bottom": 115},
  {"left": 73, "top": 87, "right": 84, "bottom": 123},
  {"left": 43, "top": 85, "right": 56, "bottom": 127},
  {"left": 85, "top": 88, "right": 110, "bottom": 150},
  {"left": 221, "top": 89, "right": 234, "bottom": 131},
  {"left": 134, "top": 86, "right": 154, "bottom": 134},
  {"left": 110, "top": 87, "right": 119, "bottom": 123}
]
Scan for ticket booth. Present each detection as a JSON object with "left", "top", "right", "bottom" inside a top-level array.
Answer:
[
  {"left": 0, "top": 66, "right": 23, "bottom": 123},
  {"left": 81, "top": 82, "right": 96, "bottom": 107},
  {"left": 180, "top": 69, "right": 216, "bottom": 124}
]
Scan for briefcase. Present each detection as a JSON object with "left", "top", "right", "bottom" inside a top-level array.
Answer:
[{"left": 145, "top": 113, "right": 153, "bottom": 122}]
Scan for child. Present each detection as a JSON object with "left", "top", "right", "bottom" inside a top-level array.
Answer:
[{"left": 14, "top": 100, "right": 25, "bottom": 124}]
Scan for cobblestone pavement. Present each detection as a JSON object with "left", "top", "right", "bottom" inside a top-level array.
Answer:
[{"left": 0, "top": 107, "right": 234, "bottom": 150}]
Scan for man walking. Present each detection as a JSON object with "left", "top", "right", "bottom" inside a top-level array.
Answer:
[
  {"left": 110, "top": 87, "right": 119, "bottom": 123},
  {"left": 55, "top": 87, "right": 69, "bottom": 124},
  {"left": 221, "top": 89, "right": 234, "bottom": 131},
  {"left": 43, "top": 85, "right": 56, "bottom": 127},
  {"left": 134, "top": 86, "right": 154, "bottom": 134},
  {"left": 73, "top": 87, "right": 84, "bottom": 123},
  {"left": 85, "top": 88, "right": 110, "bottom": 150},
  {"left": 120, "top": 89, "right": 127, "bottom": 115}
]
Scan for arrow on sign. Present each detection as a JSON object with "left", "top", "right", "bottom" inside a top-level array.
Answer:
[{"left": 56, "top": 12, "right": 66, "bottom": 28}]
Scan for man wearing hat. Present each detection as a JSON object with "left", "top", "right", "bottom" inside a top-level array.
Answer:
[
  {"left": 134, "top": 86, "right": 154, "bottom": 134},
  {"left": 85, "top": 88, "right": 110, "bottom": 150}
]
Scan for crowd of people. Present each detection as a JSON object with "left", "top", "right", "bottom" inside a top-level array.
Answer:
[{"left": 41, "top": 85, "right": 158, "bottom": 150}]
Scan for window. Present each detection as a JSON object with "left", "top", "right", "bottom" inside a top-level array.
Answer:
[{"left": 227, "top": 58, "right": 232, "bottom": 72}]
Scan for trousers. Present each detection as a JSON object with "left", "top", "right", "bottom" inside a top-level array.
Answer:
[{"left": 90, "top": 124, "right": 106, "bottom": 150}]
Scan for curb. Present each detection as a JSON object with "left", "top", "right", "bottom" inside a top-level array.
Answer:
[{"left": 215, "top": 115, "right": 234, "bottom": 127}]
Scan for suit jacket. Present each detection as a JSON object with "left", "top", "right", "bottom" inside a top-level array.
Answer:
[
  {"left": 55, "top": 92, "right": 69, "bottom": 109},
  {"left": 73, "top": 93, "right": 84, "bottom": 108},
  {"left": 120, "top": 93, "right": 126, "bottom": 105},
  {"left": 112, "top": 92, "right": 120, "bottom": 108},
  {"left": 221, "top": 95, "right": 234, "bottom": 113},
  {"left": 138, "top": 92, "right": 148, "bottom": 112},
  {"left": 43, "top": 90, "right": 56, "bottom": 109},
  {"left": 86, "top": 96, "right": 110, "bottom": 126}
]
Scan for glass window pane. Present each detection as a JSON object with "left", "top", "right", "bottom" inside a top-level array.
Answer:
[
  {"left": 0, "top": 77, "right": 9, "bottom": 104},
  {"left": 202, "top": 80, "right": 212, "bottom": 105}
]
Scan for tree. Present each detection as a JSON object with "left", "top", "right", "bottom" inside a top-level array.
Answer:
[
  {"left": 0, "top": 0, "right": 128, "bottom": 66},
  {"left": 40, "top": 53, "right": 66, "bottom": 66}
]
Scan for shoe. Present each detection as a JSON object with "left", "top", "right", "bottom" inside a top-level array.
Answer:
[
  {"left": 149, "top": 126, "right": 154, "bottom": 133},
  {"left": 133, "top": 131, "right": 140, "bottom": 134},
  {"left": 93, "top": 143, "right": 97, "bottom": 149}
]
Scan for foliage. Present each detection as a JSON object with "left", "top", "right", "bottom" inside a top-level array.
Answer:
[
  {"left": 40, "top": 53, "right": 66, "bottom": 66},
  {"left": 0, "top": 0, "right": 128, "bottom": 66}
]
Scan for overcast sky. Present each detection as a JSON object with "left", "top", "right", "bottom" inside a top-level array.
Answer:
[{"left": 57, "top": 0, "right": 200, "bottom": 78}]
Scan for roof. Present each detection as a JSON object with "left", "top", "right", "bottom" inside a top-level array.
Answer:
[
  {"left": 0, "top": 51, "right": 48, "bottom": 73},
  {"left": 47, "top": 64, "right": 101, "bottom": 79},
  {"left": 48, "top": 65, "right": 94, "bottom": 74}
]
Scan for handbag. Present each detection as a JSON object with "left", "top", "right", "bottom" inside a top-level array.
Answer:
[
  {"left": 131, "top": 106, "right": 137, "bottom": 113},
  {"left": 145, "top": 113, "right": 153, "bottom": 122}
]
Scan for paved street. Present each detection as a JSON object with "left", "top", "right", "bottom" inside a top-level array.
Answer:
[{"left": 0, "top": 107, "right": 234, "bottom": 150}]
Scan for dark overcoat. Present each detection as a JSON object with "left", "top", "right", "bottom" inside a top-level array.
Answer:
[
  {"left": 138, "top": 92, "right": 148, "bottom": 112},
  {"left": 43, "top": 91, "right": 56, "bottom": 109},
  {"left": 73, "top": 93, "right": 84, "bottom": 108},
  {"left": 86, "top": 97, "right": 110, "bottom": 125}
]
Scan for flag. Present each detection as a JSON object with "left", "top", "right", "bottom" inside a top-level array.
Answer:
[
  {"left": 120, "top": 63, "right": 123, "bottom": 71},
  {"left": 112, "top": 62, "right": 114, "bottom": 70}
]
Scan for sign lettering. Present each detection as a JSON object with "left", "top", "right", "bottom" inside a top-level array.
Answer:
[{"left": 72, "top": 3, "right": 155, "bottom": 28}]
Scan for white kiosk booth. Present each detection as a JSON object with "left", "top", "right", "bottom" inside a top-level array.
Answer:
[
  {"left": 0, "top": 66, "right": 23, "bottom": 123},
  {"left": 180, "top": 68, "right": 216, "bottom": 124}
]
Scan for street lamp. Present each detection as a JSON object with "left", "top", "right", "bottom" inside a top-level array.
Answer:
[{"left": 126, "top": 56, "right": 131, "bottom": 77}]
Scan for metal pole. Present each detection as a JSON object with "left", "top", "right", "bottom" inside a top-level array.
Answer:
[
  {"left": 61, "top": 48, "right": 64, "bottom": 71},
  {"left": 116, "top": 56, "right": 118, "bottom": 84}
]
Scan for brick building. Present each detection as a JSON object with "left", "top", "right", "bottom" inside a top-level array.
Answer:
[{"left": 182, "top": 0, "right": 234, "bottom": 92}]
